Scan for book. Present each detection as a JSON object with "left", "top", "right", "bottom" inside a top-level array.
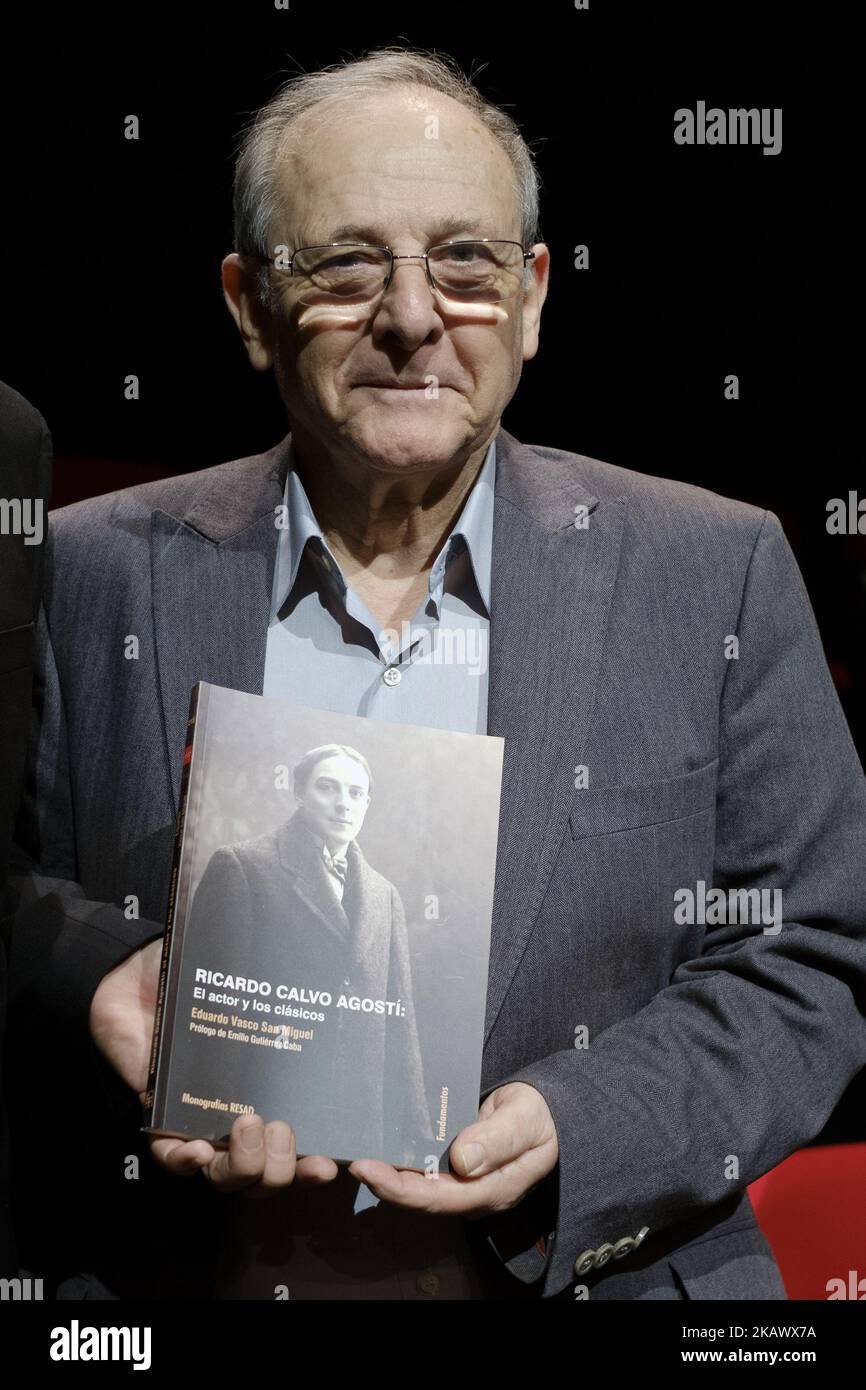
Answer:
[{"left": 142, "top": 681, "right": 504, "bottom": 1172}]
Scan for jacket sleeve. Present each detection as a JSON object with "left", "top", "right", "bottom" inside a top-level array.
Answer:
[
  {"left": 6, "top": 603, "right": 164, "bottom": 1120},
  {"left": 473, "top": 510, "right": 866, "bottom": 1297}
]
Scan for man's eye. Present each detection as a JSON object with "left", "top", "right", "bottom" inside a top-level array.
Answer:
[
  {"left": 443, "top": 244, "right": 491, "bottom": 264},
  {"left": 314, "top": 250, "right": 381, "bottom": 272}
]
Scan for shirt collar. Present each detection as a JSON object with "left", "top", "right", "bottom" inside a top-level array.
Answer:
[{"left": 270, "top": 436, "right": 496, "bottom": 623}]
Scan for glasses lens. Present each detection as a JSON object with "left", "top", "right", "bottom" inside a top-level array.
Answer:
[
  {"left": 291, "top": 245, "right": 390, "bottom": 305},
  {"left": 429, "top": 241, "right": 523, "bottom": 303}
]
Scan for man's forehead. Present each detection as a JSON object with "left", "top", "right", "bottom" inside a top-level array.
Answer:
[
  {"left": 295, "top": 212, "right": 499, "bottom": 247},
  {"left": 287, "top": 83, "right": 494, "bottom": 150},
  {"left": 314, "top": 758, "right": 369, "bottom": 784},
  {"left": 275, "top": 89, "right": 519, "bottom": 244}
]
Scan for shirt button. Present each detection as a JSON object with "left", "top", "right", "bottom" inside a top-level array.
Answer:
[{"left": 383, "top": 666, "right": 401, "bottom": 686}]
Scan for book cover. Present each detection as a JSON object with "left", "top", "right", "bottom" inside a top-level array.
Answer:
[{"left": 143, "top": 681, "right": 504, "bottom": 1173}]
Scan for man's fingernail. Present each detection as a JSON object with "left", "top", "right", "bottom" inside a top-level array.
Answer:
[
  {"left": 241, "top": 1123, "right": 264, "bottom": 1151},
  {"left": 460, "top": 1142, "right": 484, "bottom": 1174},
  {"left": 267, "top": 1128, "right": 294, "bottom": 1156}
]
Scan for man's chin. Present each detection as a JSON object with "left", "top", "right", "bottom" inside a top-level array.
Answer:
[{"left": 345, "top": 414, "right": 473, "bottom": 471}]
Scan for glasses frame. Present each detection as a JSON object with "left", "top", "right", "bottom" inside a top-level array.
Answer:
[{"left": 249, "top": 238, "right": 537, "bottom": 305}]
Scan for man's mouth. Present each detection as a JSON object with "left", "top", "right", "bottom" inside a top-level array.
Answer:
[{"left": 358, "top": 381, "right": 450, "bottom": 391}]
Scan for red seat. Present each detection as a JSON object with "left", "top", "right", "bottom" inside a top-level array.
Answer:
[{"left": 748, "top": 1144, "right": 866, "bottom": 1300}]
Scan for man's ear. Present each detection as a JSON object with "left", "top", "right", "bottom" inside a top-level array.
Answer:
[
  {"left": 221, "top": 253, "right": 274, "bottom": 371},
  {"left": 521, "top": 243, "right": 550, "bottom": 363}
]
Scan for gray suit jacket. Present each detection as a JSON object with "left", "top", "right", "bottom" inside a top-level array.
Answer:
[{"left": 9, "top": 426, "right": 866, "bottom": 1299}]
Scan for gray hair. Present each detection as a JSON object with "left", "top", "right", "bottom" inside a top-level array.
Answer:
[{"left": 230, "top": 45, "right": 544, "bottom": 308}]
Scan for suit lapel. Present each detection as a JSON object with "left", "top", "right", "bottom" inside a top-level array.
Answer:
[
  {"left": 341, "top": 840, "right": 392, "bottom": 990},
  {"left": 151, "top": 439, "right": 291, "bottom": 816},
  {"left": 484, "top": 428, "right": 626, "bottom": 1043}
]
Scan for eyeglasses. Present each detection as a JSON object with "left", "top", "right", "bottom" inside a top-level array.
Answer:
[{"left": 250, "top": 239, "right": 535, "bottom": 308}]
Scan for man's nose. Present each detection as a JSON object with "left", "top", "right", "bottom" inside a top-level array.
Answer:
[{"left": 371, "top": 259, "right": 441, "bottom": 343}]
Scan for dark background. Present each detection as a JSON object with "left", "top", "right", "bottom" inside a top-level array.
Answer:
[{"left": 1, "top": 2, "right": 861, "bottom": 1141}]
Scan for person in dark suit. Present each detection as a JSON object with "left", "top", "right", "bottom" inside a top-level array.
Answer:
[
  {"left": 6, "top": 47, "right": 866, "bottom": 1300},
  {"left": 0, "top": 381, "right": 52, "bottom": 1281},
  {"left": 180, "top": 744, "right": 433, "bottom": 1164}
]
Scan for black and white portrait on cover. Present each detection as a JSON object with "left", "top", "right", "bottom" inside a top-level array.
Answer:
[
  {"left": 187, "top": 741, "right": 432, "bottom": 1162},
  {"left": 163, "top": 686, "right": 503, "bottom": 1169}
]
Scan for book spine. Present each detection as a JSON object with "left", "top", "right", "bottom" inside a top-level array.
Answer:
[{"left": 141, "top": 682, "right": 204, "bottom": 1129}]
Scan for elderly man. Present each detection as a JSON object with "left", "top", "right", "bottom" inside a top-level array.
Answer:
[{"left": 7, "top": 45, "right": 866, "bottom": 1301}]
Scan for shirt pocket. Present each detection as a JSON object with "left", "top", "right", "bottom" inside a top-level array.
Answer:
[{"left": 569, "top": 759, "right": 719, "bottom": 841}]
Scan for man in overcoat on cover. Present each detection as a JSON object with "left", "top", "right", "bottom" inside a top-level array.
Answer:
[
  {"left": 6, "top": 46, "right": 866, "bottom": 1299},
  {"left": 182, "top": 743, "right": 433, "bottom": 1167}
]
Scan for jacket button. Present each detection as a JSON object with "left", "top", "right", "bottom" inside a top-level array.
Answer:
[
  {"left": 417, "top": 1268, "right": 440, "bottom": 1295},
  {"left": 594, "top": 1243, "right": 614, "bottom": 1267},
  {"left": 574, "top": 1249, "right": 596, "bottom": 1276},
  {"left": 634, "top": 1226, "right": 650, "bottom": 1247},
  {"left": 612, "top": 1237, "right": 635, "bottom": 1259}
]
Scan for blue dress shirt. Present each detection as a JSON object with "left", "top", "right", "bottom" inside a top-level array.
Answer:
[{"left": 263, "top": 438, "right": 495, "bottom": 733}]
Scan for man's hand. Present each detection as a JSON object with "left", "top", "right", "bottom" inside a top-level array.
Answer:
[
  {"left": 348, "top": 1081, "right": 559, "bottom": 1216},
  {"left": 89, "top": 939, "right": 341, "bottom": 1195},
  {"left": 90, "top": 938, "right": 163, "bottom": 1098}
]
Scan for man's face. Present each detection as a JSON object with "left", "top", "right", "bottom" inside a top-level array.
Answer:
[
  {"left": 296, "top": 753, "right": 371, "bottom": 849},
  {"left": 225, "top": 85, "right": 548, "bottom": 476}
]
